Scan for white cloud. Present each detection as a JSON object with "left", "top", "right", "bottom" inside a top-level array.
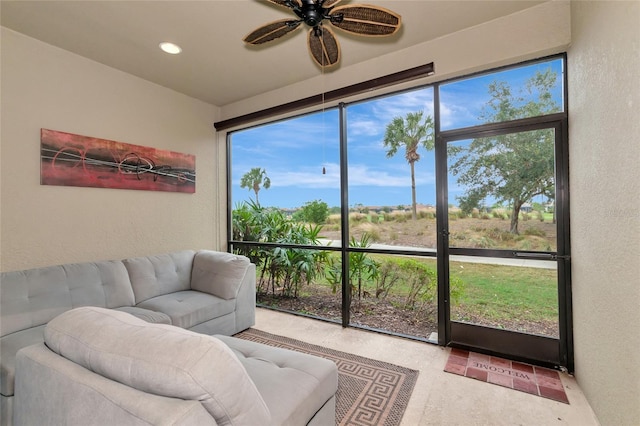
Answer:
[
  {"left": 260, "top": 162, "right": 435, "bottom": 189},
  {"left": 371, "top": 89, "right": 434, "bottom": 121},
  {"left": 347, "top": 117, "right": 382, "bottom": 137}
]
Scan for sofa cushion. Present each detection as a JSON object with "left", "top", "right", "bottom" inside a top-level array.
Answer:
[
  {"left": 191, "top": 251, "right": 250, "bottom": 300},
  {"left": 16, "top": 343, "right": 218, "bottom": 426},
  {"left": 136, "top": 290, "right": 234, "bottom": 329},
  {"left": 1, "top": 325, "right": 46, "bottom": 396},
  {"left": 123, "top": 250, "right": 195, "bottom": 304},
  {"left": 216, "top": 334, "right": 338, "bottom": 426},
  {"left": 44, "top": 307, "right": 270, "bottom": 425},
  {"left": 113, "top": 307, "right": 172, "bottom": 324},
  {"left": 1, "top": 261, "right": 134, "bottom": 337}
]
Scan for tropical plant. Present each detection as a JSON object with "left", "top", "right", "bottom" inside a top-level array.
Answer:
[
  {"left": 348, "top": 233, "right": 380, "bottom": 302},
  {"left": 240, "top": 167, "right": 271, "bottom": 206},
  {"left": 323, "top": 233, "right": 380, "bottom": 302},
  {"left": 232, "top": 200, "right": 327, "bottom": 298},
  {"left": 383, "top": 111, "right": 435, "bottom": 220},
  {"left": 324, "top": 254, "right": 342, "bottom": 295},
  {"left": 231, "top": 200, "right": 267, "bottom": 267}
]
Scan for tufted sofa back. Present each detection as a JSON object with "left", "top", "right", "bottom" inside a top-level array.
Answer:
[
  {"left": 122, "top": 250, "right": 195, "bottom": 304},
  {"left": 1, "top": 261, "right": 135, "bottom": 338}
]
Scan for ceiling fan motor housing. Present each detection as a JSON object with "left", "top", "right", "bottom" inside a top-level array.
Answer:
[{"left": 299, "top": 0, "right": 329, "bottom": 27}]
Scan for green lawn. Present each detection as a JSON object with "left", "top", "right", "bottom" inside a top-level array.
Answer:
[
  {"left": 449, "top": 261, "right": 558, "bottom": 323},
  {"left": 313, "top": 253, "right": 558, "bottom": 324},
  {"left": 257, "top": 251, "right": 559, "bottom": 333}
]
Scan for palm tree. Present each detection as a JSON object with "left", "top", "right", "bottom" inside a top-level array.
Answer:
[
  {"left": 240, "top": 167, "right": 271, "bottom": 205},
  {"left": 383, "top": 111, "right": 434, "bottom": 220}
]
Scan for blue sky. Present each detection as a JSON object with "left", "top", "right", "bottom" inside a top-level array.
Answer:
[{"left": 230, "top": 59, "right": 563, "bottom": 209}]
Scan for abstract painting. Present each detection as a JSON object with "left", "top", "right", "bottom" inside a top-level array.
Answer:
[{"left": 40, "top": 129, "right": 195, "bottom": 193}]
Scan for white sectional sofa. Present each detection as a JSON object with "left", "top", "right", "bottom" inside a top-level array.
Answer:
[
  {"left": 14, "top": 307, "right": 338, "bottom": 426},
  {"left": 0, "top": 249, "right": 338, "bottom": 426},
  {"left": 1, "top": 250, "right": 255, "bottom": 424}
]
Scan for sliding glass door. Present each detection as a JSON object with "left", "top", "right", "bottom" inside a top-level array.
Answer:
[{"left": 227, "top": 54, "right": 572, "bottom": 370}]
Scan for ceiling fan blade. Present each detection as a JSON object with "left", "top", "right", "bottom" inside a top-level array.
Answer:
[
  {"left": 264, "top": 0, "right": 302, "bottom": 9},
  {"left": 307, "top": 26, "right": 340, "bottom": 68},
  {"left": 321, "top": 0, "right": 342, "bottom": 7},
  {"left": 243, "top": 19, "right": 302, "bottom": 45},
  {"left": 329, "top": 5, "right": 401, "bottom": 36}
]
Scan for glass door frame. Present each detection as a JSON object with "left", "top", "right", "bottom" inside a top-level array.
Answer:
[
  {"left": 226, "top": 54, "right": 572, "bottom": 371},
  {"left": 435, "top": 112, "right": 572, "bottom": 370}
]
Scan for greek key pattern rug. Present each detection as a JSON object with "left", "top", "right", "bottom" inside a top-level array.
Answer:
[{"left": 235, "top": 328, "right": 419, "bottom": 426}]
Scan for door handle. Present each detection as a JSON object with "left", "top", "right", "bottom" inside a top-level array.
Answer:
[{"left": 513, "top": 252, "right": 570, "bottom": 261}]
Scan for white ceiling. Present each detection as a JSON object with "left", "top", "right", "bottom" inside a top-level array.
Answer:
[{"left": 1, "top": 0, "right": 545, "bottom": 107}]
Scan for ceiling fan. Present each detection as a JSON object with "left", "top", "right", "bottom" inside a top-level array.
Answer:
[{"left": 243, "top": 0, "right": 402, "bottom": 68}]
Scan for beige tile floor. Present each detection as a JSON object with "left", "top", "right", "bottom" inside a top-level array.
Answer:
[{"left": 254, "top": 308, "right": 601, "bottom": 426}]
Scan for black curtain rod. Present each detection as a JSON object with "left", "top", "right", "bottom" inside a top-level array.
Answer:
[{"left": 214, "top": 62, "right": 435, "bottom": 131}]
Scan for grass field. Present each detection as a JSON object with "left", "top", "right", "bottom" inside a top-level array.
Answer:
[
  {"left": 449, "top": 261, "right": 558, "bottom": 331},
  {"left": 257, "top": 252, "right": 559, "bottom": 337},
  {"left": 241, "top": 208, "right": 560, "bottom": 337}
]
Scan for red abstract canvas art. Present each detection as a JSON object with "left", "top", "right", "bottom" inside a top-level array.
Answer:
[{"left": 40, "top": 129, "right": 195, "bottom": 193}]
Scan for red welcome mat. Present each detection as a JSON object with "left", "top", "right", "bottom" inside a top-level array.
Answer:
[{"left": 444, "top": 349, "right": 569, "bottom": 404}]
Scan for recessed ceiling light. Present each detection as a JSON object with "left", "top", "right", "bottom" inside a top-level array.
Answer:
[{"left": 159, "top": 42, "right": 182, "bottom": 55}]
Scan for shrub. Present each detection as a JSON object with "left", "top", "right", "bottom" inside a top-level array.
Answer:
[
  {"left": 470, "top": 236, "right": 495, "bottom": 248},
  {"left": 486, "top": 227, "right": 515, "bottom": 241},
  {"left": 374, "top": 260, "right": 400, "bottom": 300},
  {"left": 418, "top": 210, "right": 435, "bottom": 220},
  {"left": 518, "top": 240, "right": 533, "bottom": 250},
  {"left": 232, "top": 201, "right": 326, "bottom": 298},
  {"left": 524, "top": 227, "right": 546, "bottom": 237},
  {"left": 350, "top": 212, "right": 367, "bottom": 224},
  {"left": 326, "top": 214, "right": 341, "bottom": 224},
  {"left": 294, "top": 199, "right": 329, "bottom": 224}
]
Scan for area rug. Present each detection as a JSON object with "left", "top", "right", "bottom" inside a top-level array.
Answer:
[
  {"left": 235, "top": 328, "right": 419, "bottom": 426},
  {"left": 444, "top": 348, "right": 569, "bottom": 404}
]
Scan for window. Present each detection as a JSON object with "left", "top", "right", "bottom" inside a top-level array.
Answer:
[{"left": 227, "top": 55, "right": 570, "bottom": 363}]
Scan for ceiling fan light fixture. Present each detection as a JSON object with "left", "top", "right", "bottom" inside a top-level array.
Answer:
[
  {"left": 159, "top": 42, "right": 182, "bottom": 55},
  {"left": 244, "top": 0, "right": 401, "bottom": 68}
]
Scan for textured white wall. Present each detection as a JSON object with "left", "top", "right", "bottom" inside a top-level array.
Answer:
[
  {"left": 569, "top": 2, "right": 640, "bottom": 425},
  {"left": 1, "top": 28, "right": 220, "bottom": 271}
]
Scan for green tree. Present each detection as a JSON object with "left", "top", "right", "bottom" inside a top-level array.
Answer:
[
  {"left": 240, "top": 167, "right": 271, "bottom": 206},
  {"left": 450, "top": 69, "right": 559, "bottom": 234},
  {"left": 323, "top": 233, "right": 380, "bottom": 302},
  {"left": 293, "top": 199, "right": 329, "bottom": 224},
  {"left": 383, "top": 111, "right": 434, "bottom": 220}
]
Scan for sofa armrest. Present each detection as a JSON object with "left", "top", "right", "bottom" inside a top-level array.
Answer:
[
  {"left": 234, "top": 261, "right": 257, "bottom": 332},
  {"left": 15, "top": 344, "right": 218, "bottom": 426},
  {"left": 190, "top": 251, "right": 252, "bottom": 300}
]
